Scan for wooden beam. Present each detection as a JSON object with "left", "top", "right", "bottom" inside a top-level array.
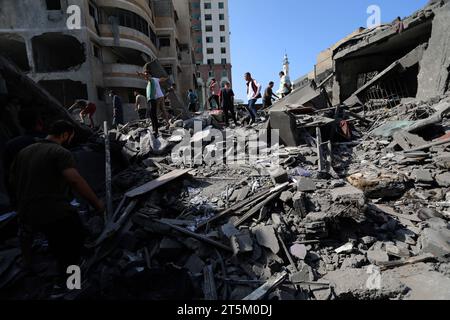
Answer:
[
  {"left": 243, "top": 271, "right": 288, "bottom": 300},
  {"left": 126, "top": 169, "right": 192, "bottom": 198}
]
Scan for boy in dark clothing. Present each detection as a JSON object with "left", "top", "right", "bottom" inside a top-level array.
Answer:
[
  {"left": 220, "top": 82, "right": 238, "bottom": 127},
  {"left": 263, "top": 82, "right": 279, "bottom": 109},
  {"left": 187, "top": 89, "right": 198, "bottom": 112}
]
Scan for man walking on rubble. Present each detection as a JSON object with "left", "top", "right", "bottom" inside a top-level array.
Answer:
[
  {"left": 9, "top": 120, "right": 105, "bottom": 275},
  {"left": 134, "top": 90, "right": 148, "bottom": 120},
  {"left": 245, "top": 72, "right": 262, "bottom": 125},
  {"left": 109, "top": 90, "right": 124, "bottom": 127},
  {"left": 263, "top": 81, "right": 279, "bottom": 109},
  {"left": 208, "top": 78, "right": 220, "bottom": 110},
  {"left": 220, "top": 82, "right": 238, "bottom": 127},
  {"left": 278, "top": 71, "right": 292, "bottom": 98},
  {"left": 137, "top": 63, "right": 170, "bottom": 136}
]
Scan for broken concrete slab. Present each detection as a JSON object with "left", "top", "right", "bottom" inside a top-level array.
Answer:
[
  {"left": 269, "top": 167, "right": 289, "bottom": 185},
  {"left": 292, "top": 192, "right": 307, "bottom": 217},
  {"left": 231, "top": 230, "right": 254, "bottom": 254},
  {"left": 418, "top": 228, "right": 450, "bottom": 258},
  {"left": 290, "top": 244, "right": 308, "bottom": 260},
  {"left": 184, "top": 254, "right": 205, "bottom": 275},
  {"left": 323, "top": 267, "right": 408, "bottom": 300},
  {"left": 367, "top": 247, "right": 390, "bottom": 266},
  {"left": 411, "top": 169, "right": 434, "bottom": 184},
  {"left": 252, "top": 225, "right": 280, "bottom": 254},
  {"left": 331, "top": 185, "right": 365, "bottom": 205},
  {"left": 435, "top": 172, "right": 450, "bottom": 187},
  {"left": 280, "top": 191, "right": 293, "bottom": 203},
  {"left": 296, "top": 177, "right": 316, "bottom": 192}
]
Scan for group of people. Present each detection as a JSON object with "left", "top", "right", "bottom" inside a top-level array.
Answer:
[
  {"left": 3, "top": 109, "right": 105, "bottom": 281},
  {"left": 202, "top": 70, "right": 292, "bottom": 126},
  {"left": 67, "top": 66, "right": 292, "bottom": 132}
]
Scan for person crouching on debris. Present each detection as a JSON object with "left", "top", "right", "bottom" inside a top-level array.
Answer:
[
  {"left": 9, "top": 120, "right": 105, "bottom": 276},
  {"left": 263, "top": 81, "right": 279, "bottom": 109},
  {"left": 220, "top": 82, "right": 238, "bottom": 128},
  {"left": 109, "top": 90, "right": 124, "bottom": 127},
  {"left": 134, "top": 90, "right": 148, "bottom": 120},
  {"left": 245, "top": 72, "right": 262, "bottom": 125},
  {"left": 68, "top": 100, "right": 97, "bottom": 128}
]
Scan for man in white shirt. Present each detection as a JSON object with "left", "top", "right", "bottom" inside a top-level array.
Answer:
[
  {"left": 137, "top": 63, "right": 171, "bottom": 135},
  {"left": 245, "top": 72, "right": 262, "bottom": 125},
  {"left": 134, "top": 91, "right": 147, "bottom": 120},
  {"left": 278, "top": 71, "right": 292, "bottom": 98}
]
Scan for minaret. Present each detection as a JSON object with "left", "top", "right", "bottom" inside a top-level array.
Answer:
[{"left": 283, "top": 54, "right": 290, "bottom": 76}]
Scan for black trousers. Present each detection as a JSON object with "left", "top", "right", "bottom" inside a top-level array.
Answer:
[
  {"left": 138, "top": 109, "right": 147, "bottom": 120},
  {"left": 208, "top": 95, "right": 220, "bottom": 109},
  {"left": 20, "top": 203, "right": 86, "bottom": 274},
  {"left": 189, "top": 103, "right": 197, "bottom": 112},
  {"left": 146, "top": 100, "right": 159, "bottom": 135},
  {"left": 223, "top": 104, "right": 237, "bottom": 126}
]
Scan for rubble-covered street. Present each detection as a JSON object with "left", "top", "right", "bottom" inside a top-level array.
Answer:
[{"left": 1, "top": 0, "right": 450, "bottom": 302}]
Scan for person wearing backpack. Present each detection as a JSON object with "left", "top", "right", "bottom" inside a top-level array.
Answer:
[{"left": 245, "top": 72, "right": 262, "bottom": 125}]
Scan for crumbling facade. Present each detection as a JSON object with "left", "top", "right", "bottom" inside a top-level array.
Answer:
[{"left": 0, "top": 0, "right": 198, "bottom": 124}]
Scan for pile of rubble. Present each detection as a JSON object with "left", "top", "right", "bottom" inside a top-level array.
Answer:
[
  {"left": 2, "top": 90, "right": 450, "bottom": 300},
  {"left": 1, "top": 0, "right": 450, "bottom": 301}
]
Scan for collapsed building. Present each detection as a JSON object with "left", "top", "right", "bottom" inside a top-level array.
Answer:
[
  {"left": 1, "top": 0, "right": 450, "bottom": 301},
  {"left": 0, "top": 0, "right": 199, "bottom": 125}
]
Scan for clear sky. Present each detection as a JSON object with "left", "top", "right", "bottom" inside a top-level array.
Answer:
[{"left": 229, "top": 0, "right": 429, "bottom": 100}]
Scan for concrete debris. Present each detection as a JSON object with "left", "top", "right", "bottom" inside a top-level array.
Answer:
[
  {"left": 418, "top": 228, "right": 450, "bottom": 258},
  {"left": 290, "top": 244, "right": 308, "bottom": 260},
  {"left": 252, "top": 225, "right": 280, "bottom": 254}
]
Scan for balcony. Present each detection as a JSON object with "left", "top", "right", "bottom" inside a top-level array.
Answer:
[
  {"left": 103, "top": 63, "right": 147, "bottom": 88},
  {"left": 98, "top": 24, "right": 157, "bottom": 58}
]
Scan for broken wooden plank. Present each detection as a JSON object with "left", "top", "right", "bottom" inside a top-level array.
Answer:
[
  {"left": 157, "top": 220, "right": 233, "bottom": 252},
  {"left": 379, "top": 253, "right": 436, "bottom": 271},
  {"left": 243, "top": 271, "right": 288, "bottom": 300},
  {"left": 203, "top": 265, "right": 218, "bottom": 300},
  {"left": 87, "top": 199, "right": 138, "bottom": 248},
  {"left": 316, "top": 127, "right": 325, "bottom": 172},
  {"left": 233, "top": 183, "right": 289, "bottom": 227},
  {"left": 196, "top": 187, "right": 271, "bottom": 229},
  {"left": 403, "top": 137, "right": 450, "bottom": 153},
  {"left": 126, "top": 169, "right": 192, "bottom": 198}
]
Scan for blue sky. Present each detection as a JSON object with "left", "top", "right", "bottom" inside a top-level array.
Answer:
[{"left": 229, "top": 0, "right": 429, "bottom": 100}]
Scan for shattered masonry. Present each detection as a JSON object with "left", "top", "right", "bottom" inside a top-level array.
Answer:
[{"left": 1, "top": 0, "right": 450, "bottom": 300}]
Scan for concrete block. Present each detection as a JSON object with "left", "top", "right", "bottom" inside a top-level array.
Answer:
[
  {"left": 436, "top": 172, "right": 450, "bottom": 187},
  {"left": 296, "top": 177, "right": 316, "bottom": 192},
  {"left": 269, "top": 167, "right": 289, "bottom": 185},
  {"left": 331, "top": 185, "right": 365, "bottom": 206},
  {"left": 252, "top": 225, "right": 280, "bottom": 254}
]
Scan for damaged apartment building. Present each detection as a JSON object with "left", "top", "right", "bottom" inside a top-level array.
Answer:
[
  {"left": 271, "top": 0, "right": 450, "bottom": 147},
  {"left": 0, "top": 0, "right": 203, "bottom": 124}
]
